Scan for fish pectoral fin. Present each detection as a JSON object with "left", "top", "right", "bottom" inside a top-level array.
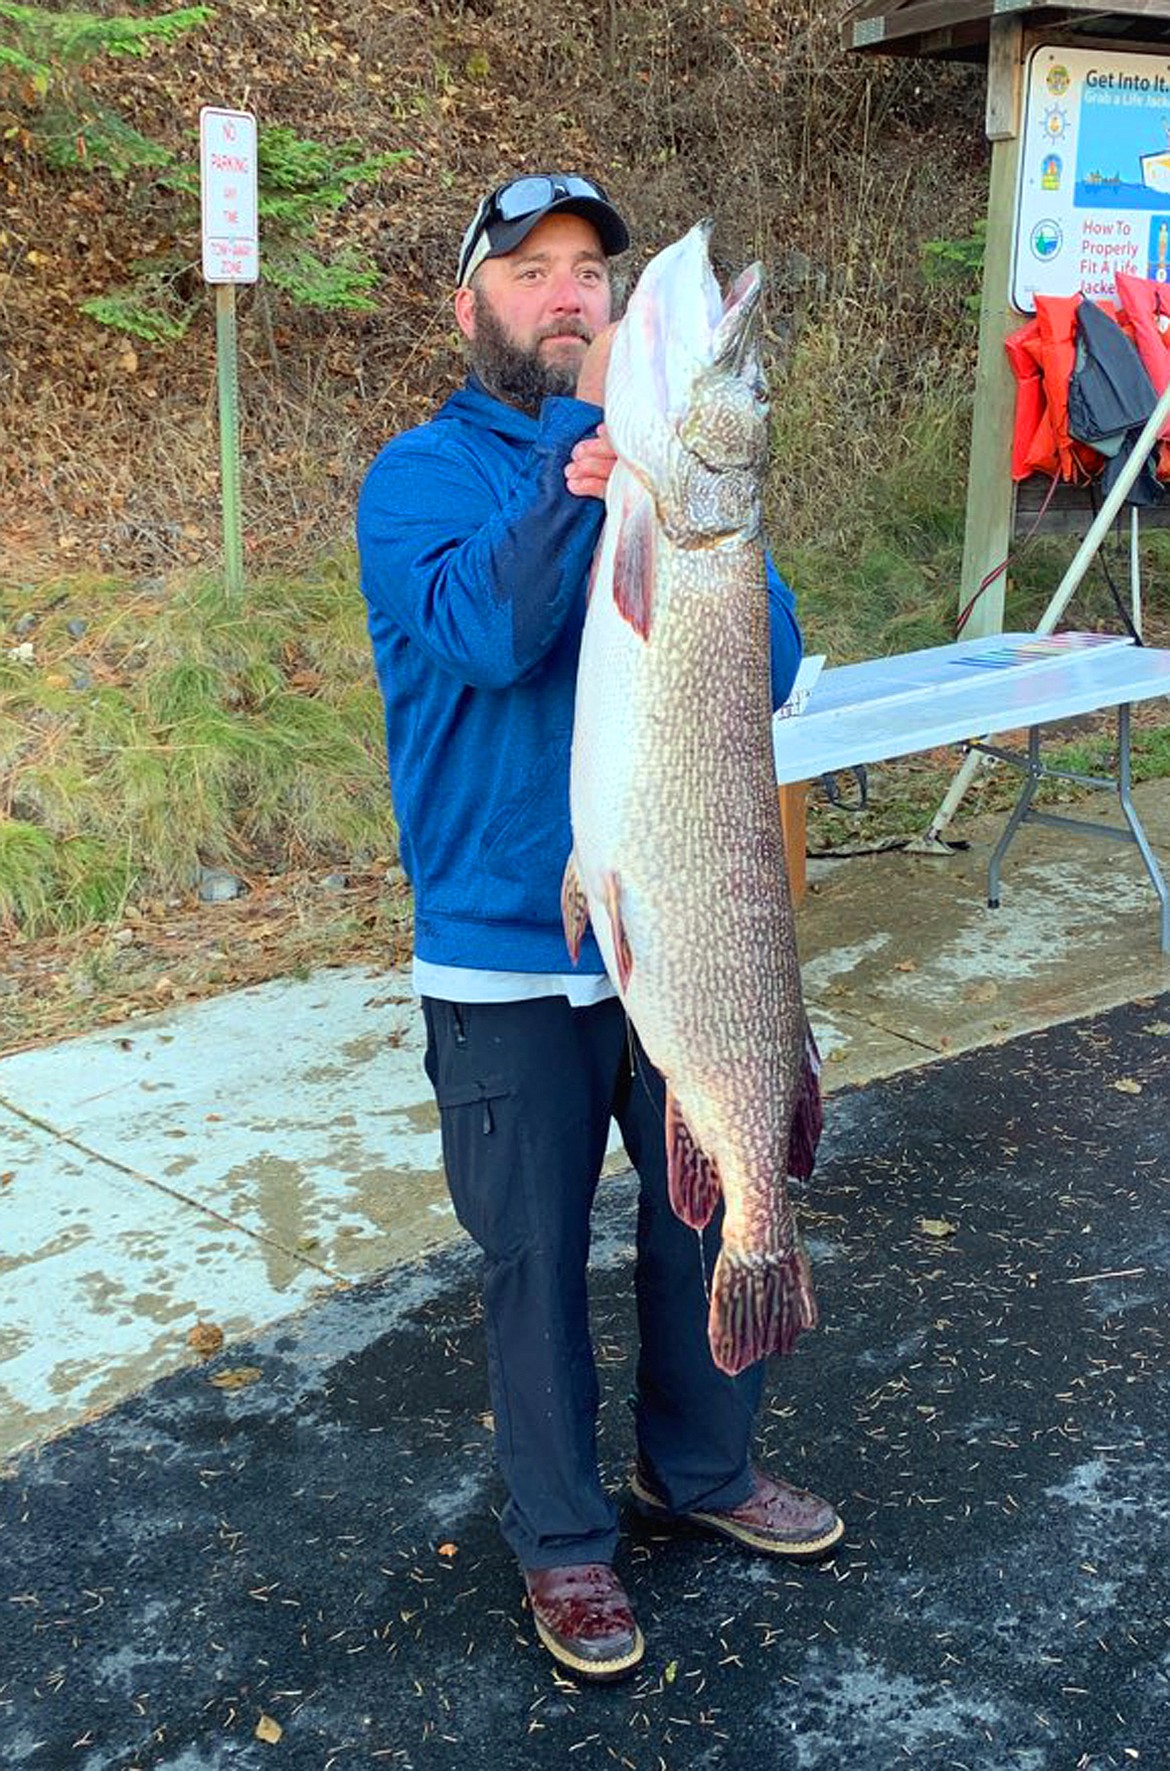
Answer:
[
  {"left": 602, "top": 870, "right": 633, "bottom": 992},
  {"left": 612, "top": 483, "right": 656, "bottom": 640},
  {"left": 665, "top": 1090, "right": 721, "bottom": 1229},
  {"left": 561, "top": 853, "right": 591, "bottom": 964}
]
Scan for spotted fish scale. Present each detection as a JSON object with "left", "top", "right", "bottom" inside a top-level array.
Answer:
[{"left": 562, "top": 223, "right": 821, "bottom": 1375}]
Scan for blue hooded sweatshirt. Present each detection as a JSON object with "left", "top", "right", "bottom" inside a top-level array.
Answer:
[{"left": 356, "top": 377, "right": 802, "bottom": 974}]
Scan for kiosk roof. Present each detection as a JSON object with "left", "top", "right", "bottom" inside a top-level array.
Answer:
[{"left": 845, "top": 0, "right": 1170, "bottom": 61}]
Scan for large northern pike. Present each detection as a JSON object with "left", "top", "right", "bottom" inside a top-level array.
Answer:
[{"left": 562, "top": 223, "right": 821, "bottom": 1376}]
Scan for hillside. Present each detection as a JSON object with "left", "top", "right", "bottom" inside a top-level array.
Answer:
[
  {"left": 0, "top": 2, "right": 1002, "bottom": 1050},
  {"left": 1, "top": 0, "right": 987, "bottom": 578}
]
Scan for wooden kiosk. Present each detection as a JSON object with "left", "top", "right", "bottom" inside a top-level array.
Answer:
[
  {"left": 844, "top": 0, "right": 1170, "bottom": 637},
  {"left": 773, "top": 5, "right": 1170, "bottom": 906}
]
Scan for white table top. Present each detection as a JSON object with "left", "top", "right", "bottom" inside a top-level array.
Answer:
[{"left": 772, "top": 632, "right": 1170, "bottom": 784}]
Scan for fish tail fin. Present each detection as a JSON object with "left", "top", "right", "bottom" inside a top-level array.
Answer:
[
  {"left": 707, "top": 1242, "right": 817, "bottom": 1375},
  {"left": 666, "top": 1090, "right": 721, "bottom": 1228},
  {"left": 786, "top": 1025, "right": 823, "bottom": 1182}
]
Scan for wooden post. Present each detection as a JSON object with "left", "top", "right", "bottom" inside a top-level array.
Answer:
[
  {"left": 779, "top": 781, "right": 808, "bottom": 907},
  {"left": 956, "top": 17, "right": 1024, "bottom": 639}
]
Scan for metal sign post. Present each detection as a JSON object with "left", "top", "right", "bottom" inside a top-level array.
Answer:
[
  {"left": 199, "top": 106, "right": 259, "bottom": 598},
  {"left": 214, "top": 284, "right": 244, "bottom": 595}
]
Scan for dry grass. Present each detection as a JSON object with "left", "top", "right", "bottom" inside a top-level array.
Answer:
[{"left": 0, "top": 561, "right": 389, "bottom": 934}]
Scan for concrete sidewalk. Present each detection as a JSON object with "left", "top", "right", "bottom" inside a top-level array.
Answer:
[{"left": 3, "top": 779, "right": 1169, "bottom": 1462}]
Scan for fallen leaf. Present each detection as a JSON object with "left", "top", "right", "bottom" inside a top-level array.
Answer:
[
  {"left": 255, "top": 1714, "right": 282, "bottom": 1744},
  {"left": 209, "top": 1366, "right": 262, "bottom": 1390},
  {"left": 186, "top": 1321, "right": 224, "bottom": 1357},
  {"left": 962, "top": 980, "right": 998, "bottom": 1004},
  {"left": 437, "top": 1542, "right": 458, "bottom": 1559},
  {"left": 1113, "top": 1078, "right": 1142, "bottom": 1095},
  {"left": 1142, "top": 1021, "right": 1170, "bottom": 1037},
  {"left": 664, "top": 1659, "right": 678, "bottom": 1684},
  {"left": 919, "top": 1217, "right": 958, "bottom": 1239},
  {"left": 894, "top": 960, "right": 917, "bottom": 973}
]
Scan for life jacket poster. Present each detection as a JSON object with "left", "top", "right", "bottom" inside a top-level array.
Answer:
[{"left": 1012, "top": 43, "right": 1170, "bottom": 314}]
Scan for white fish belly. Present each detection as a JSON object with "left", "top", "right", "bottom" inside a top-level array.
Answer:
[{"left": 570, "top": 503, "right": 802, "bottom": 1241}]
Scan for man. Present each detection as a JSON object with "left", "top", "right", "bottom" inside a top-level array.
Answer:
[{"left": 356, "top": 174, "right": 843, "bottom": 1684}]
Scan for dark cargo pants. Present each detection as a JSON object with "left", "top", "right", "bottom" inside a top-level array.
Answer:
[{"left": 421, "top": 993, "right": 765, "bottom": 1570}]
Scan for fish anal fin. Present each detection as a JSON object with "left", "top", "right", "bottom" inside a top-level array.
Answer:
[
  {"left": 602, "top": 870, "right": 633, "bottom": 992},
  {"left": 666, "top": 1090, "right": 721, "bottom": 1229},
  {"left": 707, "top": 1242, "right": 818, "bottom": 1375},
  {"left": 561, "top": 853, "right": 590, "bottom": 965},
  {"left": 612, "top": 489, "right": 655, "bottom": 640}
]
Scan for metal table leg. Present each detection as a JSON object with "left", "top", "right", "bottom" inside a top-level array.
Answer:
[
  {"left": 986, "top": 726, "right": 1041, "bottom": 911},
  {"left": 978, "top": 704, "right": 1170, "bottom": 953},
  {"left": 1115, "top": 703, "right": 1170, "bottom": 953}
]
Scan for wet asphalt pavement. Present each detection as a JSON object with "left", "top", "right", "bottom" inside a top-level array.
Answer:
[{"left": 2, "top": 993, "right": 1169, "bottom": 1771}]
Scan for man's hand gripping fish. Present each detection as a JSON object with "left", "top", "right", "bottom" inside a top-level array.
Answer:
[{"left": 562, "top": 223, "right": 822, "bottom": 1376}]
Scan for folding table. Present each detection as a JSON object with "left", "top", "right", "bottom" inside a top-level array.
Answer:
[{"left": 772, "top": 632, "right": 1170, "bottom": 951}]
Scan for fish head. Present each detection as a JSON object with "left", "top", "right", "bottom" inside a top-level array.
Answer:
[{"left": 604, "top": 224, "right": 768, "bottom": 545}]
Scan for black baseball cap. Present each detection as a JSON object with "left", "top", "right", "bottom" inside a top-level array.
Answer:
[{"left": 457, "top": 174, "right": 629, "bottom": 287}]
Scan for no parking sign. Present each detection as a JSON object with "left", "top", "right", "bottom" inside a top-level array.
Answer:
[{"left": 199, "top": 107, "right": 259, "bottom": 285}]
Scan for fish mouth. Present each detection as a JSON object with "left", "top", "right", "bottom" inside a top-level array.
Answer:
[
  {"left": 674, "top": 259, "right": 767, "bottom": 475},
  {"left": 712, "top": 263, "right": 763, "bottom": 381}
]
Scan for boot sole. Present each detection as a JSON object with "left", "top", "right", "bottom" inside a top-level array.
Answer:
[
  {"left": 533, "top": 1615, "right": 645, "bottom": 1682},
  {"left": 630, "top": 1472, "right": 844, "bottom": 1563}
]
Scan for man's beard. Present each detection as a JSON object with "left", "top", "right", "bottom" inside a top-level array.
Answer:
[{"left": 467, "top": 293, "right": 590, "bottom": 417}]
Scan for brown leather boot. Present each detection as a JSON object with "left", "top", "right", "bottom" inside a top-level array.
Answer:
[
  {"left": 631, "top": 1464, "right": 843, "bottom": 1561},
  {"left": 523, "top": 1563, "right": 645, "bottom": 1682}
]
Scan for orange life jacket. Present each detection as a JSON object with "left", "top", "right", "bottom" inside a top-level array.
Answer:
[
  {"left": 1005, "top": 294, "right": 1121, "bottom": 483},
  {"left": 1115, "top": 271, "right": 1170, "bottom": 443},
  {"left": 1033, "top": 293, "right": 1103, "bottom": 482},
  {"left": 1004, "top": 319, "right": 1047, "bottom": 481}
]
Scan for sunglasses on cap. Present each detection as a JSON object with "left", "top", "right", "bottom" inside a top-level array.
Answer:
[{"left": 456, "top": 174, "right": 620, "bottom": 287}]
